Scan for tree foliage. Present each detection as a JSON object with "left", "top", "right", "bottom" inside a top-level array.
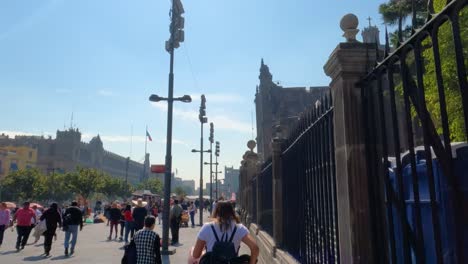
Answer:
[
  {"left": 380, "top": 0, "right": 468, "bottom": 142},
  {"left": 0, "top": 167, "right": 135, "bottom": 203},
  {"left": 136, "top": 178, "right": 163, "bottom": 195},
  {"left": 173, "top": 186, "right": 187, "bottom": 198},
  {"left": 0, "top": 169, "right": 45, "bottom": 201}
]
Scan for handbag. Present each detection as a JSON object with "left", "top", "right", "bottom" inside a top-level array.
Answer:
[
  {"left": 33, "top": 219, "right": 47, "bottom": 241},
  {"left": 121, "top": 239, "right": 137, "bottom": 264}
]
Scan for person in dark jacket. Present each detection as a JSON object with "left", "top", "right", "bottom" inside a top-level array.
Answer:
[
  {"left": 107, "top": 202, "right": 121, "bottom": 240},
  {"left": 62, "top": 201, "right": 83, "bottom": 256},
  {"left": 40, "top": 203, "right": 62, "bottom": 256},
  {"left": 132, "top": 199, "right": 147, "bottom": 231}
]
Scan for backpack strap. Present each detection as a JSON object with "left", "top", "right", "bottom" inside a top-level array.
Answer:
[
  {"left": 210, "top": 224, "right": 220, "bottom": 242},
  {"left": 228, "top": 225, "right": 237, "bottom": 243}
]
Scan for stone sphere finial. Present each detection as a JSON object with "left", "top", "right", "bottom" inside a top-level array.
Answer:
[
  {"left": 247, "top": 140, "right": 256, "bottom": 151},
  {"left": 340, "top": 13, "right": 359, "bottom": 42}
]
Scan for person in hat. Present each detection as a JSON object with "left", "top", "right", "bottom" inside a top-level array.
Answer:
[
  {"left": 132, "top": 199, "right": 147, "bottom": 231},
  {"left": 40, "top": 203, "right": 62, "bottom": 256}
]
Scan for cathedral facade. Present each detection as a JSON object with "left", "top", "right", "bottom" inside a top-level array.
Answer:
[{"left": 255, "top": 60, "right": 329, "bottom": 160}]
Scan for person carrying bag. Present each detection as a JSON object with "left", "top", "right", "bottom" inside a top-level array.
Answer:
[{"left": 190, "top": 201, "right": 259, "bottom": 264}]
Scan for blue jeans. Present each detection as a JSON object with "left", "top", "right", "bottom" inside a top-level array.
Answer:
[
  {"left": 124, "top": 221, "right": 135, "bottom": 243},
  {"left": 190, "top": 212, "right": 195, "bottom": 227},
  {"left": 64, "top": 225, "right": 79, "bottom": 250}
]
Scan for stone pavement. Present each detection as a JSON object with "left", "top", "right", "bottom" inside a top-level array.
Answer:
[{"left": 0, "top": 212, "right": 251, "bottom": 263}]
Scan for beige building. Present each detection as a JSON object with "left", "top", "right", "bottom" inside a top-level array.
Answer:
[{"left": 0, "top": 145, "right": 38, "bottom": 178}]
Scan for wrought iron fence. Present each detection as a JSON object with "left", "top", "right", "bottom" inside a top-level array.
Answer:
[
  {"left": 258, "top": 161, "right": 273, "bottom": 236},
  {"left": 281, "top": 95, "right": 339, "bottom": 264},
  {"left": 360, "top": 0, "right": 468, "bottom": 263}
]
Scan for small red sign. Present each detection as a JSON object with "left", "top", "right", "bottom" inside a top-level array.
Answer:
[{"left": 151, "top": 165, "right": 165, "bottom": 173}]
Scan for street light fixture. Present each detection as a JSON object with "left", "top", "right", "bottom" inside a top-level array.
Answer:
[{"left": 149, "top": 94, "right": 192, "bottom": 103}]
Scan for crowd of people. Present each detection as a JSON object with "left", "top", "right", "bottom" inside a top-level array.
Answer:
[
  {"left": 0, "top": 201, "right": 84, "bottom": 257},
  {"left": 0, "top": 197, "right": 259, "bottom": 264}
]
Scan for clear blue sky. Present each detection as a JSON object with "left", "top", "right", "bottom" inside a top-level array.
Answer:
[{"left": 0, "top": 0, "right": 386, "bottom": 188}]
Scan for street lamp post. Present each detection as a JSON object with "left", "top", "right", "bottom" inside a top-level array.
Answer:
[
  {"left": 149, "top": 0, "right": 189, "bottom": 249},
  {"left": 215, "top": 141, "right": 220, "bottom": 200},
  {"left": 195, "top": 94, "right": 207, "bottom": 226},
  {"left": 208, "top": 123, "right": 214, "bottom": 209}
]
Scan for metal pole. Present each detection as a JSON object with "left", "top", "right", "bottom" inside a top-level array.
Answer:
[
  {"left": 209, "top": 141, "right": 213, "bottom": 212},
  {"left": 161, "top": 0, "right": 176, "bottom": 253},
  {"left": 199, "top": 122, "right": 204, "bottom": 225},
  {"left": 215, "top": 154, "right": 218, "bottom": 200}
]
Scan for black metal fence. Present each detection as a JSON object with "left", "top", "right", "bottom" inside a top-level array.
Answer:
[
  {"left": 281, "top": 95, "right": 339, "bottom": 264},
  {"left": 259, "top": 161, "right": 273, "bottom": 236},
  {"left": 360, "top": 0, "right": 468, "bottom": 263}
]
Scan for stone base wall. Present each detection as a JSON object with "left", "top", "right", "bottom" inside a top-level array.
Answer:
[{"left": 248, "top": 224, "right": 298, "bottom": 264}]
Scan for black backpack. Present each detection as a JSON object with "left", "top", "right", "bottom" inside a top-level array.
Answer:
[{"left": 200, "top": 224, "right": 238, "bottom": 264}]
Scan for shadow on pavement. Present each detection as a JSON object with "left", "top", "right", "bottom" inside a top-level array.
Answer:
[
  {"left": 23, "top": 255, "right": 45, "bottom": 261},
  {"left": 0, "top": 250, "right": 18, "bottom": 255},
  {"left": 51, "top": 255, "right": 69, "bottom": 261}
]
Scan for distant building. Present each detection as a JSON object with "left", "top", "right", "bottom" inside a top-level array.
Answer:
[
  {"left": 0, "top": 128, "right": 149, "bottom": 184},
  {"left": 224, "top": 166, "right": 240, "bottom": 194},
  {"left": 182, "top": 179, "right": 195, "bottom": 195},
  {"left": 0, "top": 145, "right": 38, "bottom": 178},
  {"left": 255, "top": 59, "right": 329, "bottom": 160}
]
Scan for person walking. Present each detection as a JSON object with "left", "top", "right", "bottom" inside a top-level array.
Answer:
[
  {"left": 157, "top": 204, "right": 162, "bottom": 225},
  {"left": 133, "top": 216, "right": 162, "bottom": 264},
  {"left": 108, "top": 202, "right": 121, "bottom": 240},
  {"left": 132, "top": 199, "right": 147, "bottom": 231},
  {"left": 191, "top": 201, "right": 259, "bottom": 264},
  {"left": 123, "top": 204, "right": 135, "bottom": 244},
  {"left": 12, "top": 202, "right": 36, "bottom": 251},
  {"left": 169, "top": 199, "right": 182, "bottom": 245},
  {"left": 119, "top": 205, "right": 126, "bottom": 241},
  {"left": 0, "top": 202, "right": 11, "bottom": 248},
  {"left": 188, "top": 201, "right": 196, "bottom": 228},
  {"left": 40, "top": 203, "right": 62, "bottom": 256},
  {"left": 63, "top": 201, "right": 83, "bottom": 256}
]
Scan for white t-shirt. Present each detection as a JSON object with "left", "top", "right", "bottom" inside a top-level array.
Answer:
[{"left": 197, "top": 221, "right": 249, "bottom": 253}]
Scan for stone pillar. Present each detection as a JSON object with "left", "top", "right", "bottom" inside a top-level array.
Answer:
[
  {"left": 323, "top": 14, "right": 377, "bottom": 263},
  {"left": 242, "top": 140, "right": 259, "bottom": 225},
  {"left": 271, "top": 137, "right": 284, "bottom": 247}
]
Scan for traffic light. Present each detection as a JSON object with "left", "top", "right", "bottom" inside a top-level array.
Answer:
[
  {"left": 199, "top": 94, "right": 207, "bottom": 123},
  {"left": 209, "top": 123, "right": 214, "bottom": 143},
  {"left": 215, "top": 141, "right": 220, "bottom": 157},
  {"left": 166, "top": 0, "right": 185, "bottom": 52}
]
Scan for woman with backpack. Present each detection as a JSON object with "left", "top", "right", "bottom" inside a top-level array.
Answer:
[{"left": 191, "top": 201, "right": 259, "bottom": 264}]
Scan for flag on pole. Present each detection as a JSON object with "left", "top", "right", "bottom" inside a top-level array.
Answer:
[{"left": 146, "top": 130, "right": 153, "bottom": 141}]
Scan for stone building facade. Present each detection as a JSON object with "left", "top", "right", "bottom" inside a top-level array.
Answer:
[
  {"left": 255, "top": 60, "right": 329, "bottom": 160},
  {"left": 0, "top": 128, "right": 149, "bottom": 184}
]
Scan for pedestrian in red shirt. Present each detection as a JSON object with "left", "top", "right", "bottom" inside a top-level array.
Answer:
[{"left": 12, "top": 202, "right": 36, "bottom": 251}]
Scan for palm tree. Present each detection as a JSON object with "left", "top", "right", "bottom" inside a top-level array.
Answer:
[{"left": 379, "top": 0, "right": 428, "bottom": 46}]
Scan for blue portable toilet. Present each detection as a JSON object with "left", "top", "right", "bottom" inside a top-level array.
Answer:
[{"left": 389, "top": 143, "right": 468, "bottom": 263}]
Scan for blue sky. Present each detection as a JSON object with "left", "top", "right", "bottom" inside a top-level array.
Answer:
[{"left": 0, "top": 0, "right": 386, "bottom": 188}]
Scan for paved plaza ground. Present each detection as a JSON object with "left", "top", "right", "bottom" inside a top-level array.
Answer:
[{"left": 0, "top": 212, "right": 250, "bottom": 263}]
